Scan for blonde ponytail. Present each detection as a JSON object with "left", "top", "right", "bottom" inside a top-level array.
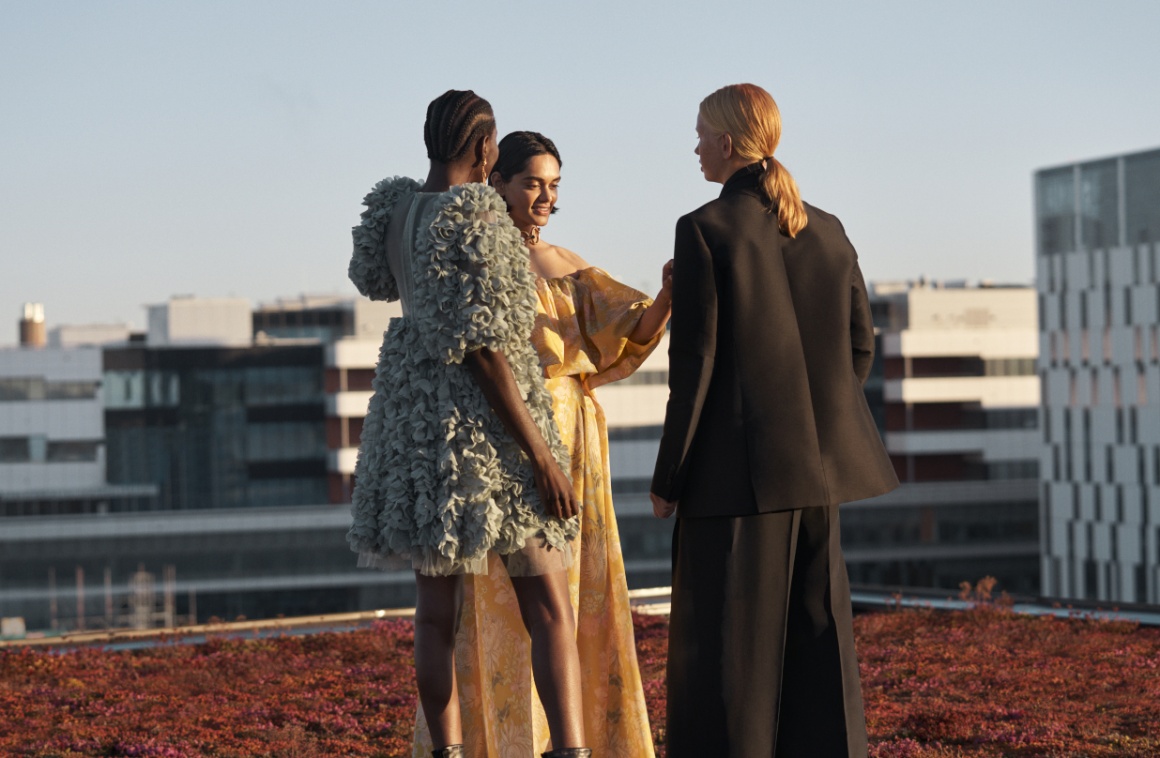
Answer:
[
  {"left": 700, "top": 83, "right": 809, "bottom": 238},
  {"left": 762, "top": 157, "right": 807, "bottom": 238}
]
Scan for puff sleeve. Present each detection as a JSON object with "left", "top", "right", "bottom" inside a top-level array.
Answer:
[
  {"left": 413, "top": 183, "right": 537, "bottom": 364},
  {"left": 348, "top": 176, "right": 423, "bottom": 301}
]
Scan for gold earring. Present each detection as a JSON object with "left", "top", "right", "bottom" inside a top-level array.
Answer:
[{"left": 480, "top": 157, "right": 488, "bottom": 184}]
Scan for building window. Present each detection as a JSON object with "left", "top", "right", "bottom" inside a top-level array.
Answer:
[
  {"left": 1037, "top": 166, "right": 1077, "bottom": 256},
  {"left": 0, "top": 378, "right": 99, "bottom": 401},
  {"left": 611, "top": 477, "right": 654, "bottom": 495},
  {"left": 612, "top": 370, "right": 669, "bottom": 387},
  {"left": 1125, "top": 149, "right": 1160, "bottom": 246},
  {"left": 45, "top": 441, "right": 100, "bottom": 462},
  {"left": 1079, "top": 159, "right": 1120, "bottom": 252},
  {"left": 0, "top": 437, "right": 31, "bottom": 462},
  {"left": 983, "top": 358, "right": 1038, "bottom": 377},
  {"left": 0, "top": 377, "right": 44, "bottom": 401},
  {"left": 607, "top": 425, "right": 664, "bottom": 443}
]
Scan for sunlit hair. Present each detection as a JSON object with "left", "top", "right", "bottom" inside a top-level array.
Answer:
[
  {"left": 699, "top": 83, "right": 807, "bottom": 237},
  {"left": 489, "top": 131, "right": 562, "bottom": 214}
]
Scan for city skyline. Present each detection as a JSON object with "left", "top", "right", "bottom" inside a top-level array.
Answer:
[{"left": 3, "top": 0, "right": 1160, "bottom": 342}]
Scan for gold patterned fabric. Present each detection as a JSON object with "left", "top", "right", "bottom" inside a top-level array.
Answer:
[{"left": 413, "top": 267, "right": 662, "bottom": 757}]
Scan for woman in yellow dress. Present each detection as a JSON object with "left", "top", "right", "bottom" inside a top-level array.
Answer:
[{"left": 413, "top": 132, "right": 671, "bottom": 757}]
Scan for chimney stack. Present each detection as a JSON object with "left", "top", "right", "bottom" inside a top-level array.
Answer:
[{"left": 19, "top": 303, "right": 46, "bottom": 348}]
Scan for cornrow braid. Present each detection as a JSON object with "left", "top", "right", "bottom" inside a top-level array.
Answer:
[{"left": 424, "top": 89, "right": 495, "bottom": 164}]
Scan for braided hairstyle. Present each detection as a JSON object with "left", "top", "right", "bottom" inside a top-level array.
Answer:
[
  {"left": 423, "top": 89, "right": 495, "bottom": 164},
  {"left": 489, "top": 131, "right": 562, "bottom": 214}
]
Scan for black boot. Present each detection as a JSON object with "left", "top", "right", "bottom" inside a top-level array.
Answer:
[
  {"left": 432, "top": 746, "right": 464, "bottom": 758},
  {"left": 542, "top": 750, "right": 592, "bottom": 758}
]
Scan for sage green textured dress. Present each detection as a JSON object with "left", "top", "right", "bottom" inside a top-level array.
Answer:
[{"left": 345, "top": 176, "right": 577, "bottom": 576}]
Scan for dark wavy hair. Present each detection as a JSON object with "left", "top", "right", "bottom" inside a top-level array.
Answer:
[
  {"left": 490, "top": 131, "right": 562, "bottom": 214},
  {"left": 423, "top": 90, "right": 495, "bottom": 164}
]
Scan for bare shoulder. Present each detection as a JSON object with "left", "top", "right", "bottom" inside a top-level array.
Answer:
[{"left": 550, "top": 245, "right": 591, "bottom": 271}]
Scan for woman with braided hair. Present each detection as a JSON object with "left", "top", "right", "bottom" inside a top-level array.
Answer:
[
  {"left": 412, "top": 131, "right": 670, "bottom": 757},
  {"left": 347, "top": 90, "right": 590, "bottom": 758}
]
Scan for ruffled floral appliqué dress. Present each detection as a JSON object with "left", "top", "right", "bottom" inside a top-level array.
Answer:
[
  {"left": 345, "top": 176, "right": 576, "bottom": 577},
  {"left": 414, "top": 267, "right": 662, "bottom": 756}
]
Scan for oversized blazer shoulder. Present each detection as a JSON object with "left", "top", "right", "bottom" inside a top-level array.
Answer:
[{"left": 651, "top": 165, "right": 899, "bottom": 517}]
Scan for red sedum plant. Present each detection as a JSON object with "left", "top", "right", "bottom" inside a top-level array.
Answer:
[{"left": 2, "top": 606, "right": 1158, "bottom": 757}]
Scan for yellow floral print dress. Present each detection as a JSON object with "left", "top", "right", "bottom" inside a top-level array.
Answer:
[{"left": 413, "top": 267, "right": 662, "bottom": 757}]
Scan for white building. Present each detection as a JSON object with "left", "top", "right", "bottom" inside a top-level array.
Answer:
[
  {"left": 1037, "top": 146, "right": 1160, "bottom": 604},
  {"left": 147, "top": 296, "right": 252, "bottom": 347},
  {"left": 847, "top": 281, "right": 1042, "bottom": 593}
]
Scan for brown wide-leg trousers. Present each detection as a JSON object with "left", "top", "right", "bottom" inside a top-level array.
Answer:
[{"left": 665, "top": 505, "right": 867, "bottom": 758}]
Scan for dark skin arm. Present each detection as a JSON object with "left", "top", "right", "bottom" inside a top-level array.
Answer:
[{"left": 464, "top": 347, "right": 579, "bottom": 519}]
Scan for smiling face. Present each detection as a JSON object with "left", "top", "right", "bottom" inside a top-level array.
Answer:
[
  {"left": 695, "top": 113, "right": 731, "bottom": 184},
  {"left": 496, "top": 153, "right": 561, "bottom": 229}
]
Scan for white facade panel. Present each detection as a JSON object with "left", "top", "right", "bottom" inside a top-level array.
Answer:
[
  {"left": 329, "top": 391, "right": 374, "bottom": 418},
  {"left": 891, "top": 329, "right": 1038, "bottom": 359},
  {"left": 1045, "top": 371, "right": 1070, "bottom": 406},
  {"left": 594, "top": 385, "right": 668, "bottom": 427},
  {"left": 1064, "top": 251, "right": 1090, "bottom": 290},
  {"left": 1043, "top": 294, "right": 1061, "bottom": 331},
  {"left": 1109, "top": 246, "right": 1136, "bottom": 287},
  {"left": 0, "top": 399, "right": 103, "bottom": 438},
  {"left": 327, "top": 339, "right": 383, "bottom": 369},
  {"left": 1114, "top": 446, "right": 1140, "bottom": 484},
  {"left": 884, "top": 376, "right": 1040, "bottom": 406},
  {"left": 0, "top": 346, "right": 102, "bottom": 379},
  {"left": 329, "top": 448, "right": 358, "bottom": 475},
  {"left": 0, "top": 459, "right": 105, "bottom": 492},
  {"left": 147, "top": 298, "right": 251, "bottom": 347},
  {"left": 884, "top": 429, "right": 1039, "bottom": 460}
]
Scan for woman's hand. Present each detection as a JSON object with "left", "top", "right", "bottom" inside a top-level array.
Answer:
[
  {"left": 650, "top": 492, "right": 677, "bottom": 519},
  {"left": 660, "top": 258, "right": 674, "bottom": 303},
  {"left": 628, "top": 259, "right": 675, "bottom": 344},
  {"left": 533, "top": 454, "right": 580, "bottom": 520}
]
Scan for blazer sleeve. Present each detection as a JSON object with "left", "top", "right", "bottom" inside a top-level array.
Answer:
[
  {"left": 651, "top": 215, "right": 718, "bottom": 501},
  {"left": 850, "top": 258, "right": 875, "bottom": 385}
]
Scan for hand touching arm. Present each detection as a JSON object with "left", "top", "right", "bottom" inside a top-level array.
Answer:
[
  {"left": 629, "top": 259, "right": 673, "bottom": 345},
  {"left": 464, "top": 347, "right": 578, "bottom": 519}
]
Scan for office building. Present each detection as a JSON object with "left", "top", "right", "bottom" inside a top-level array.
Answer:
[
  {"left": 846, "top": 281, "right": 1041, "bottom": 593},
  {"left": 1037, "top": 146, "right": 1160, "bottom": 603}
]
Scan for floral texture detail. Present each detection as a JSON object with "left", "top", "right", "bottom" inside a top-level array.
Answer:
[
  {"left": 348, "top": 176, "right": 423, "bottom": 301},
  {"left": 347, "top": 181, "right": 574, "bottom": 576},
  {"left": 414, "top": 267, "right": 662, "bottom": 756}
]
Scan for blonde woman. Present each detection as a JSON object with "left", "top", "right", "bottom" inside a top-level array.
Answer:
[{"left": 650, "top": 84, "right": 898, "bottom": 756}]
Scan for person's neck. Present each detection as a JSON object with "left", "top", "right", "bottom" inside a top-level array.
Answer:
[
  {"left": 422, "top": 161, "right": 477, "bottom": 193},
  {"left": 713, "top": 155, "right": 755, "bottom": 185}
]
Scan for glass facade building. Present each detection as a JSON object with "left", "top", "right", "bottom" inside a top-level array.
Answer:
[
  {"left": 1036, "top": 147, "right": 1160, "bottom": 604},
  {"left": 103, "top": 345, "right": 328, "bottom": 511}
]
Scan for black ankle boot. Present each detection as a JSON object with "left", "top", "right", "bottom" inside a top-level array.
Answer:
[
  {"left": 542, "top": 750, "right": 592, "bottom": 758},
  {"left": 432, "top": 746, "right": 464, "bottom": 758}
]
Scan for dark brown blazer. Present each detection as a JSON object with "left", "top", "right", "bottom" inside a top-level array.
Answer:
[{"left": 651, "top": 164, "right": 898, "bottom": 517}]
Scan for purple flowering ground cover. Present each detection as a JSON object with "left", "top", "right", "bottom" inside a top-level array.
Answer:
[{"left": 3, "top": 597, "right": 1159, "bottom": 757}]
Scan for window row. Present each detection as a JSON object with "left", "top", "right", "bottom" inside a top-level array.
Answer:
[
  {"left": 0, "top": 378, "right": 100, "bottom": 402},
  {"left": 0, "top": 436, "right": 102, "bottom": 463}
]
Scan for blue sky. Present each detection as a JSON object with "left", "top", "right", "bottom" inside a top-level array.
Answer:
[{"left": 2, "top": 0, "right": 1159, "bottom": 341}]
